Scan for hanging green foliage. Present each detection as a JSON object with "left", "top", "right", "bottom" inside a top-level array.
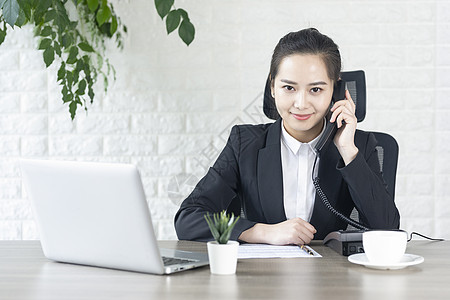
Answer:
[
  {"left": 0, "top": 0, "right": 195, "bottom": 119},
  {"left": 0, "top": 0, "right": 128, "bottom": 119},
  {"left": 154, "top": 0, "right": 195, "bottom": 46}
]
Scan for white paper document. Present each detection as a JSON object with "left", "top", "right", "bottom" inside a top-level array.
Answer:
[{"left": 238, "top": 244, "right": 322, "bottom": 259}]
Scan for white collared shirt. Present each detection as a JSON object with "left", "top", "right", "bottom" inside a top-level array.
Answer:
[{"left": 280, "top": 120, "right": 325, "bottom": 221}]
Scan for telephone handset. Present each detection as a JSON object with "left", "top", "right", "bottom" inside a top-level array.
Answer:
[
  {"left": 314, "top": 79, "right": 346, "bottom": 155},
  {"left": 311, "top": 78, "right": 370, "bottom": 233}
]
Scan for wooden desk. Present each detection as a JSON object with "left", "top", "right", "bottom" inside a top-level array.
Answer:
[{"left": 0, "top": 240, "right": 448, "bottom": 300}]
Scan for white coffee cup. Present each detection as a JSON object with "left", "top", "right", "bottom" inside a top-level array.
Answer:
[{"left": 362, "top": 230, "right": 408, "bottom": 265}]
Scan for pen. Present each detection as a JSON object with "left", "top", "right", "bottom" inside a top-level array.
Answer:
[{"left": 300, "top": 245, "right": 314, "bottom": 256}]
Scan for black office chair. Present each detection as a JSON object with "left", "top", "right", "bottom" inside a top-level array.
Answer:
[{"left": 262, "top": 70, "right": 399, "bottom": 229}]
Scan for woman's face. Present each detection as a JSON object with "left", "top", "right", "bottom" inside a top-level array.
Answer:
[{"left": 271, "top": 54, "right": 334, "bottom": 143}]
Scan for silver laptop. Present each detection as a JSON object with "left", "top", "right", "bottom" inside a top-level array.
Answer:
[{"left": 20, "top": 159, "right": 209, "bottom": 274}]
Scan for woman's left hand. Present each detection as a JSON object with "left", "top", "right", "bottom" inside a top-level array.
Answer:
[{"left": 330, "top": 89, "right": 359, "bottom": 165}]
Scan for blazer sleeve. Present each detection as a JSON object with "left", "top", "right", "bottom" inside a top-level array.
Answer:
[
  {"left": 174, "top": 125, "right": 257, "bottom": 242},
  {"left": 337, "top": 132, "right": 400, "bottom": 229}
]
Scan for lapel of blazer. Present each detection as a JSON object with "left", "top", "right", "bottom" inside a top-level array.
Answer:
[{"left": 257, "top": 119, "right": 286, "bottom": 223}]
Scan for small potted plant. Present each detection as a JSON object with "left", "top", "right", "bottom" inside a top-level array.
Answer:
[{"left": 204, "top": 210, "right": 240, "bottom": 275}]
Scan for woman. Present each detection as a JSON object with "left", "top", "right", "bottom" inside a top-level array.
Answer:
[{"left": 174, "top": 28, "right": 400, "bottom": 245}]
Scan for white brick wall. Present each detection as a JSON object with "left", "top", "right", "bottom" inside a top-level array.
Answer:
[{"left": 0, "top": 0, "right": 449, "bottom": 240}]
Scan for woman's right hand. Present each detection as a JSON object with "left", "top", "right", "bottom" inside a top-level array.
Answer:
[{"left": 239, "top": 218, "right": 317, "bottom": 245}]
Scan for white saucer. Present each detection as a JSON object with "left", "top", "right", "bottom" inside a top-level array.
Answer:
[{"left": 348, "top": 253, "right": 424, "bottom": 270}]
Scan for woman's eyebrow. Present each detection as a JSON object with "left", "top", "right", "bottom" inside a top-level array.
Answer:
[
  {"left": 280, "top": 79, "right": 298, "bottom": 85},
  {"left": 308, "top": 81, "right": 328, "bottom": 86},
  {"left": 280, "top": 79, "right": 328, "bottom": 86}
]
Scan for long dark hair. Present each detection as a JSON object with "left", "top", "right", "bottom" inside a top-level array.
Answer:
[{"left": 269, "top": 28, "right": 341, "bottom": 86}]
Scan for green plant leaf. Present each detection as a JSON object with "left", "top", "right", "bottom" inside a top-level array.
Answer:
[
  {"left": 75, "top": 59, "right": 84, "bottom": 72},
  {"left": 44, "top": 9, "right": 57, "bottom": 22},
  {"left": 66, "top": 70, "right": 73, "bottom": 87},
  {"left": 69, "top": 21, "right": 77, "bottom": 30},
  {"left": 36, "top": 0, "right": 52, "bottom": 12},
  {"left": 110, "top": 15, "right": 118, "bottom": 35},
  {"left": 96, "top": 4, "right": 111, "bottom": 26},
  {"left": 0, "top": 29, "right": 6, "bottom": 45},
  {"left": 69, "top": 100, "right": 78, "bottom": 120},
  {"left": 178, "top": 19, "right": 195, "bottom": 46},
  {"left": 3, "top": 0, "right": 20, "bottom": 28},
  {"left": 99, "top": 22, "right": 112, "bottom": 37},
  {"left": 67, "top": 46, "right": 79, "bottom": 64},
  {"left": 54, "top": 2, "right": 71, "bottom": 31},
  {"left": 88, "top": 85, "right": 94, "bottom": 102},
  {"left": 177, "top": 8, "right": 189, "bottom": 20},
  {"left": 40, "top": 26, "right": 52, "bottom": 37},
  {"left": 34, "top": 0, "right": 51, "bottom": 24},
  {"left": 15, "top": 7, "right": 27, "bottom": 27},
  {"left": 78, "top": 42, "right": 94, "bottom": 52},
  {"left": 76, "top": 79, "right": 86, "bottom": 95},
  {"left": 38, "top": 38, "right": 52, "bottom": 50},
  {"left": 61, "top": 34, "right": 73, "bottom": 48},
  {"left": 54, "top": 41, "right": 61, "bottom": 56},
  {"left": 165, "top": 9, "right": 180, "bottom": 34},
  {"left": 64, "top": 92, "right": 74, "bottom": 104},
  {"left": 204, "top": 211, "right": 239, "bottom": 244},
  {"left": 155, "top": 0, "right": 174, "bottom": 19},
  {"left": 204, "top": 214, "right": 220, "bottom": 242},
  {"left": 57, "top": 62, "right": 65, "bottom": 82},
  {"left": 82, "top": 54, "right": 90, "bottom": 65},
  {"left": 87, "top": 0, "right": 99, "bottom": 12},
  {"left": 43, "top": 46, "right": 54, "bottom": 67},
  {"left": 62, "top": 85, "right": 71, "bottom": 102},
  {"left": 85, "top": 73, "right": 92, "bottom": 85},
  {"left": 16, "top": 0, "right": 32, "bottom": 20},
  {"left": 72, "top": 68, "right": 79, "bottom": 84}
]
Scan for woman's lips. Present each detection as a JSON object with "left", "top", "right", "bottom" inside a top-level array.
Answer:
[{"left": 291, "top": 113, "right": 312, "bottom": 120}]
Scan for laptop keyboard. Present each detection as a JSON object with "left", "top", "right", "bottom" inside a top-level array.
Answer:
[{"left": 162, "top": 256, "right": 198, "bottom": 266}]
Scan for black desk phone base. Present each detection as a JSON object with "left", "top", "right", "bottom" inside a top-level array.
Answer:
[{"left": 323, "top": 230, "right": 366, "bottom": 256}]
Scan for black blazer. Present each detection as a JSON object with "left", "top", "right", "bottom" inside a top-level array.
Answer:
[{"left": 174, "top": 119, "right": 400, "bottom": 241}]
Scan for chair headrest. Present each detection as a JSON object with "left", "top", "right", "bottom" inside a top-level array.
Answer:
[{"left": 263, "top": 70, "right": 367, "bottom": 122}]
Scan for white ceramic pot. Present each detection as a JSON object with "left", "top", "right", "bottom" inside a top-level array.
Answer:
[{"left": 207, "top": 240, "right": 239, "bottom": 275}]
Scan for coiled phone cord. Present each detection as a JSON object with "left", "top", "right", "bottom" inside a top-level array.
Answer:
[
  {"left": 312, "top": 154, "right": 369, "bottom": 231},
  {"left": 312, "top": 156, "right": 445, "bottom": 241},
  {"left": 312, "top": 176, "right": 369, "bottom": 231}
]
